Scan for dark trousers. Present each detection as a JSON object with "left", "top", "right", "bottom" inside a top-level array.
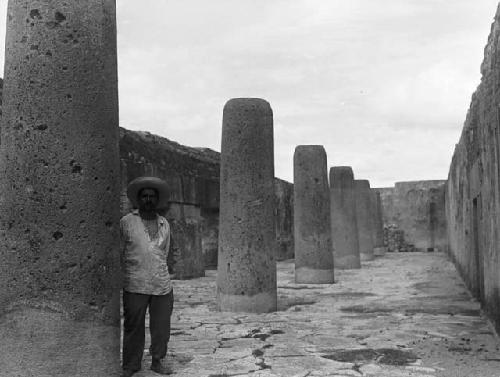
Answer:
[{"left": 122, "top": 290, "right": 174, "bottom": 371}]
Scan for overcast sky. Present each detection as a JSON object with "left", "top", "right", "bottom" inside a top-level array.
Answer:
[{"left": 0, "top": 1, "right": 498, "bottom": 187}]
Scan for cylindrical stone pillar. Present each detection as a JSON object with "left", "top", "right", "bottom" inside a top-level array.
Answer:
[
  {"left": 217, "top": 98, "right": 277, "bottom": 313},
  {"left": 354, "top": 180, "right": 375, "bottom": 261},
  {"left": 373, "top": 191, "right": 387, "bottom": 256},
  {"left": 0, "top": 1, "right": 120, "bottom": 375},
  {"left": 330, "top": 167, "right": 361, "bottom": 269},
  {"left": 294, "top": 145, "right": 334, "bottom": 283}
]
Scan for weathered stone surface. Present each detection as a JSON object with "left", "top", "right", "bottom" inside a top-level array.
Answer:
[
  {"left": 329, "top": 166, "right": 361, "bottom": 269},
  {"left": 446, "top": 3, "right": 500, "bottom": 334},
  {"left": 372, "top": 191, "right": 386, "bottom": 256},
  {"left": 354, "top": 180, "right": 375, "bottom": 261},
  {"left": 128, "top": 252, "right": 500, "bottom": 377},
  {"left": 375, "top": 181, "right": 447, "bottom": 252},
  {"left": 0, "top": 1, "right": 120, "bottom": 375},
  {"left": 217, "top": 98, "right": 277, "bottom": 312},
  {"left": 119, "top": 128, "right": 220, "bottom": 209},
  {"left": 294, "top": 145, "right": 334, "bottom": 283}
]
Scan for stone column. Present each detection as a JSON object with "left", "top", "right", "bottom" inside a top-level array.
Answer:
[
  {"left": 217, "top": 98, "right": 277, "bottom": 313},
  {"left": 330, "top": 167, "right": 361, "bottom": 269},
  {"left": 0, "top": 1, "right": 120, "bottom": 375},
  {"left": 354, "top": 180, "right": 375, "bottom": 261},
  {"left": 373, "top": 191, "right": 387, "bottom": 256},
  {"left": 294, "top": 145, "right": 334, "bottom": 283}
]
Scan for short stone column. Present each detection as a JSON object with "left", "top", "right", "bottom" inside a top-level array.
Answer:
[
  {"left": 373, "top": 191, "right": 387, "bottom": 256},
  {"left": 294, "top": 145, "right": 334, "bottom": 283},
  {"left": 217, "top": 98, "right": 277, "bottom": 313},
  {"left": 354, "top": 180, "right": 375, "bottom": 261},
  {"left": 0, "top": 1, "right": 120, "bottom": 375},
  {"left": 330, "top": 167, "right": 361, "bottom": 269}
]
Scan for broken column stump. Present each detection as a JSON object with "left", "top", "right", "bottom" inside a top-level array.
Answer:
[
  {"left": 373, "top": 191, "right": 387, "bottom": 256},
  {"left": 354, "top": 180, "right": 375, "bottom": 261},
  {"left": 217, "top": 98, "right": 277, "bottom": 313},
  {"left": 0, "top": 1, "right": 120, "bottom": 375},
  {"left": 294, "top": 145, "right": 334, "bottom": 283},
  {"left": 330, "top": 166, "right": 361, "bottom": 269}
]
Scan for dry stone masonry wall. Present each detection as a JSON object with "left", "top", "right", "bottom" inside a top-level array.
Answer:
[{"left": 446, "top": 3, "right": 500, "bottom": 334}]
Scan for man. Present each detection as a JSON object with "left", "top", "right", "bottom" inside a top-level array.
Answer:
[{"left": 120, "top": 176, "right": 175, "bottom": 376}]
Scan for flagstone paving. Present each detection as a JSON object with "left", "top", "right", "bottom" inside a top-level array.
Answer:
[{"left": 129, "top": 252, "right": 500, "bottom": 377}]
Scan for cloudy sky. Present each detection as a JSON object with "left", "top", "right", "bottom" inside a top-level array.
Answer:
[{"left": 0, "top": 1, "right": 498, "bottom": 187}]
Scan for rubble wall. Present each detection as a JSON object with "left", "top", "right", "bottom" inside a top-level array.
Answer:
[
  {"left": 445, "top": 4, "right": 500, "bottom": 333},
  {"left": 375, "top": 180, "right": 447, "bottom": 252}
]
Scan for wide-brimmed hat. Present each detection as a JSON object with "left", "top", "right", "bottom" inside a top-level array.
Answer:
[{"left": 127, "top": 176, "right": 170, "bottom": 209}]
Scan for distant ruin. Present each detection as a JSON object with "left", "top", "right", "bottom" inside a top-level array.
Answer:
[{"left": 376, "top": 180, "right": 447, "bottom": 253}]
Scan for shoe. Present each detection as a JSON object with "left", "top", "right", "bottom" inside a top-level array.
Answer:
[
  {"left": 121, "top": 370, "right": 137, "bottom": 377},
  {"left": 151, "top": 358, "right": 173, "bottom": 375}
]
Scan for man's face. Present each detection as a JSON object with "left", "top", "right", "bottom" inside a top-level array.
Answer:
[{"left": 138, "top": 188, "right": 159, "bottom": 211}]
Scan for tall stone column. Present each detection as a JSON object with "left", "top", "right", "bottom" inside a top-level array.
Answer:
[
  {"left": 354, "top": 180, "right": 375, "bottom": 261},
  {"left": 373, "top": 191, "right": 387, "bottom": 256},
  {"left": 217, "top": 98, "right": 277, "bottom": 313},
  {"left": 0, "top": 1, "right": 120, "bottom": 375},
  {"left": 294, "top": 145, "right": 334, "bottom": 283},
  {"left": 330, "top": 166, "right": 361, "bottom": 269}
]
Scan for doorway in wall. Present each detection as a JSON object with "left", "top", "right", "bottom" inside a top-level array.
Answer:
[
  {"left": 472, "top": 196, "right": 484, "bottom": 301},
  {"left": 428, "top": 201, "right": 436, "bottom": 252}
]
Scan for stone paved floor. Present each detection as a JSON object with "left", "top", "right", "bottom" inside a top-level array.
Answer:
[{"left": 130, "top": 252, "right": 500, "bottom": 377}]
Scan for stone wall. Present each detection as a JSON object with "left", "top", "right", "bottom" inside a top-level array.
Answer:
[
  {"left": 375, "top": 180, "right": 447, "bottom": 252},
  {"left": 445, "top": 4, "right": 500, "bottom": 333}
]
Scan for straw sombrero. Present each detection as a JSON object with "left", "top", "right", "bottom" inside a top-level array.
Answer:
[{"left": 127, "top": 176, "right": 170, "bottom": 209}]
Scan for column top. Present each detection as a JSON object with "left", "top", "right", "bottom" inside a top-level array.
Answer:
[
  {"left": 329, "top": 166, "right": 354, "bottom": 186},
  {"left": 354, "top": 179, "right": 371, "bottom": 189},
  {"left": 224, "top": 98, "right": 272, "bottom": 113}
]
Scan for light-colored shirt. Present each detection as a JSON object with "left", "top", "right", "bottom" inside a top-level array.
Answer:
[{"left": 120, "top": 209, "right": 173, "bottom": 295}]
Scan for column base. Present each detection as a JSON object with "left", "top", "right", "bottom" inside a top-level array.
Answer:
[
  {"left": 334, "top": 254, "right": 361, "bottom": 269},
  {"left": 374, "top": 247, "right": 387, "bottom": 256},
  {"left": 360, "top": 252, "right": 375, "bottom": 261},
  {"left": 217, "top": 291, "right": 277, "bottom": 313},
  {"left": 295, "top": 267, "right": 334, "bottom": 284}
]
